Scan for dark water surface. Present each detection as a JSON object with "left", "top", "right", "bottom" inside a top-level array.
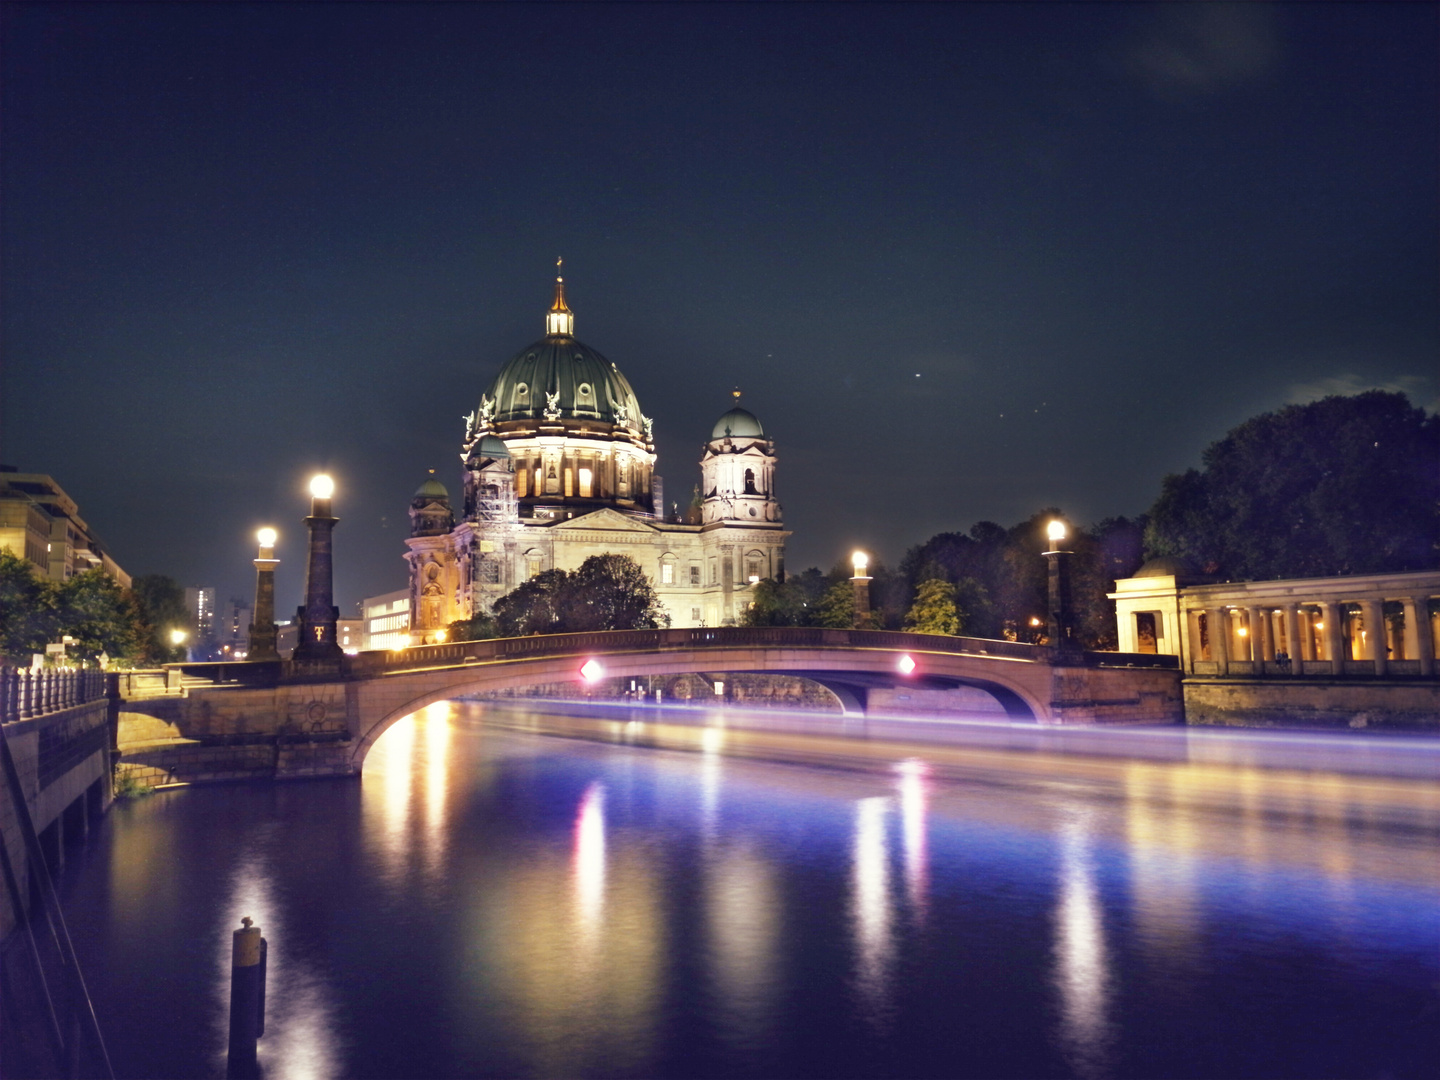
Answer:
[{"left": 58, "top": 703, "right": 1440, "bottom": 1078}]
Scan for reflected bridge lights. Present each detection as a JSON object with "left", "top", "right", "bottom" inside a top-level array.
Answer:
[
  {"left": 897, "top": 654, "right": 917, "bottom": 676},
  {"left": 580, "top": 658, "right": 605, "bottom": 682}
]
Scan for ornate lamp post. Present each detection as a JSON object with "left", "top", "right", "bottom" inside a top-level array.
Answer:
[
  {"left": 1044, "top": 519, "right": 1077, "bottom": 654},
  {"left": 248, "top": 527, "right": 280, "bottom": 661},
  {"left": 293, "top": 474, "right": 342, "bottom": 663},
  {"left": 851, "top": 550, "right": 872, "bottom": 630}
]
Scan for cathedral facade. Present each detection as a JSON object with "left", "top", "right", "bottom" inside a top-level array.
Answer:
[{"left": 404, "top": 271, "right": 789, "bottom": 642}]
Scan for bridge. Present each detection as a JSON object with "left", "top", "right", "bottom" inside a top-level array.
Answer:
[{"left": 113, "top": 627, "right": 1181, "bottom": 785}]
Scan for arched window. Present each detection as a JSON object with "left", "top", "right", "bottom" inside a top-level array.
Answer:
[{"left": 743, "top": 468, "right": 758, "bottom": 495}]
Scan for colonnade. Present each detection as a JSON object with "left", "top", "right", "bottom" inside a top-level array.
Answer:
[{"left": 1189, "top": 594, "right": 1436, "bottom": 678}]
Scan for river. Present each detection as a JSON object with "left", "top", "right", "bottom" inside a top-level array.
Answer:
[{"left": 53, "top": 701, "right": 1440, "bottom": 1078}]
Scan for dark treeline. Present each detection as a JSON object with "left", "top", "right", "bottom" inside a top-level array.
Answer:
[
  {"left": 0, "top": 551, "right": 189, "bottom": 665},
  {"left": 745, "top": 392, "right": 1439, "bottom": 648}
]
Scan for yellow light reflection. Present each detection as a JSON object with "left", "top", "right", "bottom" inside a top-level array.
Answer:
[
  {"left": 574, "top": 782, "right": 606, "bottom": 944},
  {"left": 1053, "top": 811, "right": 1111, "bottom": 1077},
  {"left": 706, "top": 843, "right": 780, "bottom": 1044},
  {"left": 851, "top": 796, "right": 894, "bottom": 1013},
  {"left": 897, "top": 760, "right": 930, "bottom": 923}
]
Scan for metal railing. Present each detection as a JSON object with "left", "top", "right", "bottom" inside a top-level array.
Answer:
[{"left": 0, "top": 667, "right": 108, "bottom": 725}]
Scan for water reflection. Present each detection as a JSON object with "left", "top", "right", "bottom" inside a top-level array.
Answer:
[
  {"left": 851, "top": 796, "right": 894, "bottom": 1017},
  {"left": 218, "top": 854, "right": 340, "bottom": 1080},
  {"left": 896, "top": 759, "right": 929, "bottom": 923},
  {"left": 1053, "top": 809, "right": 1111, "bottom": 1079},
  {"left": 706, "top": 842, "right": 780, "bottom": 1046},
  {"left": 573, "top": 781, "right": 606, "bottom": 945}
]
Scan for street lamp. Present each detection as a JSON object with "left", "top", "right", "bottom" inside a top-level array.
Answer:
[
  {"left": 294, "top": 473, "right": 342, "bottom": 664},
  {"left": 249, "top": 527, "right": 280, "bottom": 661},
  {"left": 170, "top": 628, "right": 189, "bottom": 662},
  {"left": 851, "top": 550, "right": 872, "bottom": 630},
  {"left": 1042, "top": 518, "right": 1076, "bottom": 655}
]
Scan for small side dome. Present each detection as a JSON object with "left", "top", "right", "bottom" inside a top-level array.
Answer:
[
  {"left": 712, "top": 407, "right": 764, "bottom": 440},
  {"left": 414, "top": 476, "right": 449, "bottom": 500},
  {"left": 477, "top": 434, "right": 510, "bottom": 459},
  {"left": 1133, "top": 555, "right": 1196, "bottom": 578}
]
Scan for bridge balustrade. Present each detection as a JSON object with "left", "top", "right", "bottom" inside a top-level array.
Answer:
[
  {"left": 342, "top": 626, "right": 1177, "bottom": 677},
  {"left": 0, "top": 667, "right": 108, "bottom": 725}
]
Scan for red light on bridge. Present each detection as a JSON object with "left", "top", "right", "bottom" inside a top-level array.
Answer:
[
  {"left": 897, "top": 654, "right": 916, "bottom": 676},
  {"left": 580, "top": 658, "right": 605, "bottom": 683}
]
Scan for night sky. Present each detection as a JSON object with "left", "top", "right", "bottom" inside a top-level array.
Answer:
[{"left": 3, "top": 3, "right": 1436, "bottom": 614}]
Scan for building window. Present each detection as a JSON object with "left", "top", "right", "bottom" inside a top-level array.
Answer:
[
  {"left": 564, "top": 468, "right": 574, "bottom": 497},
  {"left": 579, "top": 467, "right": 593, "bottom": 497},
  {"left": 690, "top": 565, "right": 701, "bottom": 586},
  {"left": 744, "top": 468, "right": 757, "bottom": 495},
  {"left": 691, "top": 607, "right": 702, "bottom": 623},
  {"left": 526, "top": 556, "right": 543, "bottom": 579},
  {"left": 709, "top": 562, "right": 717, "bottom": 586},
  {"left": 747, "top": 558, "right": 762, "bottom": 583},
  {"left": 661, "top": 562, "right": 674, "bottom": 584},
  {"left": 478, "top": 560, "right": 500, "bottom": 584}
]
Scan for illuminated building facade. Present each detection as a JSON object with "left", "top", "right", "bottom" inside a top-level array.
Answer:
[
  {"left": 363, "top": 588, "right": 412, "bottom": 651},
  {"left": 0, "top": 468, "right": 130, "bottom": 586},
  {"left": 405, "top": 271, "right": 789, "bottom": 641}
]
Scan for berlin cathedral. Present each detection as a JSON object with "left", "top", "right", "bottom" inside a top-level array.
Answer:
[{"left": 404, "top": 268, "right": 790, "bottom": 642}]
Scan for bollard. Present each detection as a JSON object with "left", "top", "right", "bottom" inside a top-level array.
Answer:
[{"left": 227, "top": 917, "right": 266, "bottom": 1078}]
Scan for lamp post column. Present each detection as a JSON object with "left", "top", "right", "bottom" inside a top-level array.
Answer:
[
  {"left": 1043, "top": 521, "right": 1077, "bottom": 657},
  {"left": 850, "top": 551, "right": 872, "bottom": 630},
  {"left": 248, "top": 529, "right": 280, "bottom": 662},
  {"left": 294, "top": 475, "right": 342, "bottom": 663}
]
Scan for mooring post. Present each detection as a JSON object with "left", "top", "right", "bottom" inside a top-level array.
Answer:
[{"left": 227, "top": 917, "right": 266, "bottom": 1078}]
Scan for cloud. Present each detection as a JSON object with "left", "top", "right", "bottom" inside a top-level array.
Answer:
[
  {"left": 1285, "top": 373, "right": 1439, "bottom": 413},
  {"left": 1129, "top": 3, "right": 1279, "bottom": 97}
]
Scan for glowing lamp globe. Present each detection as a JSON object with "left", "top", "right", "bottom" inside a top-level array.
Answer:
[
  {"left": 897, "top": 654, "right": 917, "bottom": 676},
  {"left": 310, "top": 474, "right": 335, "bottom": 499},
  {"left": 1046, "top": 520, "right": 1067, "bottom": 545},
  {"left": 257, "top": 527, "right": 277, "bottom": 548},
  {"left": 580, "top": 658, "right": 605, "bottom": 682},
  {"left": 852, "top": 550, "right": 869, "bottom": 574},
  {"left": 169, "top": 629, "right": 188, "bottom": 646}
]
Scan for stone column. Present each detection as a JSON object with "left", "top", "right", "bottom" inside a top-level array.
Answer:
[
  {"left": 1186, "top": 608, "right": 1204, "bottom": 672},
  {"left": 1283, "top": 605, "right": 1304, "bottom": 675},
  {"left": 248, "top": 531, "right": 280, "bottom": 662},
  {"left": 1361, "top": 598, "right": 1387, "bottom": 676},
  {"left": 1319, "top": 601, "right": 1344, "bottom": 676},
  {"left": 1244, "top": 605, "right": 1264, "bottom": 666},
  {"left": 294, "top": 479, "right": 343, "bottom": 663},
  {"left": 1296, "top": 606, "right": 1315, "bottom": 662},
  {"left": 1406, "top": 597, "right": 1435, "bottom": 677},
  {"left": 1045, "top": 546, "right": 1076, "bottom": 653},
  {"left": 1207, "top": 607, "right": 1229, "bottom": 675}
]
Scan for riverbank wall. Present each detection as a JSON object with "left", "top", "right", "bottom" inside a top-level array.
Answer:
[
  {"left": 1184, "top": 677, "right": 1440, "bottom": 731},
  {"left": 0, "top": 698, "right": 112, "bottom": 941}
]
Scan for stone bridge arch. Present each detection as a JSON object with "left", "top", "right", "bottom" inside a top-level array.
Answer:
[{"left": 345, "top": 643, "right": 1054, "bottom": 772}]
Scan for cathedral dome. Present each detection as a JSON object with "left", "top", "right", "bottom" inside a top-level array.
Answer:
[
  {"left": 712, "top": 406, "right": 764, "bottom": 440},
  {"left": 414, "top": 475, "right": 449, "bottom": 499},
  {"left": 474, "top": 268, "right": 647, "bottom": 433}
]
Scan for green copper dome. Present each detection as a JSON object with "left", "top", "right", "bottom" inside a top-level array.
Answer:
[
  {"left": 414, "top": 475, "right": 449, "bottom": 499},
  {"left": 480, "top": 336, "right": 645, "bottom": 429},
  {"left": 473, "top": 272, "right": 648, "bottom": 434},
  {"left": 712, "top": 406, "right": 764, "bottom": 440}
]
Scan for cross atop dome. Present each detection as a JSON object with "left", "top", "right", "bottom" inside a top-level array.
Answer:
[{"left": 546, "top": 256, "right": 574, "bottom": 337}]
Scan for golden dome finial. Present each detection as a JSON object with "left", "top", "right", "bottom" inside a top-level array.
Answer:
[
  {"left": 546, "top": 258, "right": 574, "bottom": 335},
  {"left": 732, "top": 387, "right": 742, "bottom": 401}
]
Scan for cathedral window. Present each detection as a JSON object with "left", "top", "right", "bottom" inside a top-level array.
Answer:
[
  {"left": 744, "top": 468, "right": 758, "bottom": 495},
  {"left": 564, "top": 468, "right": 574, "bottom": 497},
  {"left": 579, "top": 467, "right": 593, "bottom": 497},
  {"left": 691, "top": 607, "right": 701, "bottom": 623},
  {"left": 690, "top": 565, "right": 701, "bottom": 586},
  {"left": 661, "top": 562, "right": 674, "bottom": 584},
  {"left": 515, "top": 468, "right": 528, "bottom": 497},
  {"left": 526, "top": 555, "right": 543, "bottom": 579}
]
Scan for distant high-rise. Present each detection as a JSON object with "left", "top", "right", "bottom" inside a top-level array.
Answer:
[{"left": 185, "top": 586, "right": 216, "bottom": 642}]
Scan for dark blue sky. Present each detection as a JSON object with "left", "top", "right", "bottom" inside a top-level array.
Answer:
[{"left": 3, "top": 2, "right": 1436, "bottom": 612}]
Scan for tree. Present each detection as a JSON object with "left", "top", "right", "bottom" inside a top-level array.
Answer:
[
  {"left": 447, "top": 612, "right": 498, "bottom": 642},
  {"left": 814, "top": 579, "right": 855, "bottom": 628},
  {"left": 492, "top": 555, "right": 663, "bottom": 635},
  {"left": 0, "top": 550, "right": 57, "bottom": 661},
  {"left": 904, "top": 578, "right": 960, "bottom": 635},
  {"left": 740, "top": 569, "right": 828, "bottom": 627},
  {"left": 566, "top": 554, "right": 664, "bottom": 631},
  {"left": 131, "top": 574, "right": 189, "bottom": 664},
  {"left": 1145, "top": 391, "right": 1440, "bottom": 579},
  {"left": 54, "top": 569, "right": 141, "bottom": 662}
]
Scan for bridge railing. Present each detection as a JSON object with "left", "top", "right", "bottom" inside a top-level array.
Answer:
[
  {"left": 343, "top": 626, "right": 1177, "bottom": 677},
  {"left": 0, "top": 667, "right": 109, "bottom": 725}
]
